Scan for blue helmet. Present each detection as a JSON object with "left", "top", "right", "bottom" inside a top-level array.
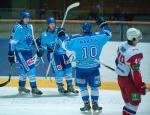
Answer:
[
  {"left": 20, "top": 11, "right": 30, "bottom": 19},
  {"left": 82, "top": 22, "right": 92, "bottom": 33},
  {"left": 47, "top": 17, "right": 56, "bottom": 24}
]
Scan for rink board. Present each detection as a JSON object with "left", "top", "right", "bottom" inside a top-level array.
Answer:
[
  {"left": 0, "top": 41, "right": 150, "bottom": 84},
  {"left": 0, "top": 77, "right": 150, "bottom": 90}
]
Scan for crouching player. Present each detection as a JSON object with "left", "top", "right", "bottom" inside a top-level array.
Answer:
[
  {"left": 8, "top": 11, "right": 43, "bottom": 96},
  {"left": 115, "top": 28, "right": 147, "bottom": 115},
  {"left": 37, "top": 17, "right": 78, "bottom": 95},
  {"left": 60, "top": 17, "right": 111, "bottom": 113}
]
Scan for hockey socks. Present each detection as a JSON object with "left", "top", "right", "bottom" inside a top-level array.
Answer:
[
  {"left": 123, "top": 103, "right": 138, "bottom": 115},
  {"left": 91, "top": 87, "right": 99, "bottom": 102},
  {"left": 80, "top": 87, "right": 89, "bottom": 101}
]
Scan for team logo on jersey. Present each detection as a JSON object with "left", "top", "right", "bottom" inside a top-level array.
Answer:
[
  {"left": 57, "top": 64, "right": 63, "bottom": 70},
  {"left": 27, "top": 58, "right": 34, "bottom": 66}
]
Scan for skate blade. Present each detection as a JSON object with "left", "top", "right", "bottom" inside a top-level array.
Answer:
[
  {"left": 81, "top": 110, "right": 92, "bottom": 114},
  {"left": 93, "top": 109, "right": 102, "bottom": 114},
  {"left": 59, "top": 93, "right": 69, "bottom": 96},
  {"left": 32, "top": 93, "right": 42, "bottom": 97},
  {"left": 68, "top": 92, "right": 79, "bottom": 96},
  {"left": 18, "top": 92, "right": 30, "bottom": 96},
  {"left": 58, "top": 91, "right": 69, "bottom": 96}
]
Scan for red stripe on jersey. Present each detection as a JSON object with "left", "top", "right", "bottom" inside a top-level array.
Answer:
[{"left": 127, "top": 53, "right": 143, "bottom": 87}]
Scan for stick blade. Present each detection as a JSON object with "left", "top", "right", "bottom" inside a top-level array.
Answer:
[{"left": 67, "top": 2, "right": 80, "bottom": 11}]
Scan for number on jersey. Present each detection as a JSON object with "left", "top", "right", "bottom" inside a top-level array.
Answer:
[
  {"left": 82, "top": 46, "right": 98, "bottom": 59},
  {"left": 117, "top": 52, "right": 125, "bottom": 64}
]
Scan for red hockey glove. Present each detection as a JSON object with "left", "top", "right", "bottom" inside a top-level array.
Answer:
[{"left": 137, "top": 82, "right": 146, "bottom": 95}]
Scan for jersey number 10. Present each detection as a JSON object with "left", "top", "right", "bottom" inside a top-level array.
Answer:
[
  {"left": 117, "top": 52, "right": 125, "bottom": 64},
  {"left": 82, "top": 46, "right": 98, "bottom": 59}
]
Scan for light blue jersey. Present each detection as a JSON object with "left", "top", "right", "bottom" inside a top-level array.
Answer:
[
  {"left": 63, "top": 25, "right": 111, "bottom": 68},
  {"left": 40, "top": 27, "right": 73, "bottom": 86},
  {"left": 8, "top": 22, "right": 37, "bottom": 89},
  {"left": 9, "top": 23, "right": 33, "bottom": 52},
  {"left": 40, "top": 27, "right": 66, "bottom": 55}
]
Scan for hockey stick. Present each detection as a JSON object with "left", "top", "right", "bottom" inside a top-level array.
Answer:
[
  {"left": 45, "top": 2, "right": 80, "bottom": 78},
  {"left": 30, "top": 24, "right": 44, "bottom": 64},
  {"left": 95, "top": 59, "right": 116, "bottom": 71},
  {"left": 0, "top": 64, "right": 13, "bottom": 87},
  {"left": 61, "top": 2, "right": 80, "bottom": 28},
  {"left": 96, "top": 60, "right": 150, "bottom": 93}
]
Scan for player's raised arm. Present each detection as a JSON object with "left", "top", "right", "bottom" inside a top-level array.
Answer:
[
  {"left": 57, "top": 28, "right": 74, "bottom": 51},
  {"left": 95, "top": 17, "right": 112, "bottom": 38},
  {"left": 91, "top": 17, "right": 112, "bottom": 47}
]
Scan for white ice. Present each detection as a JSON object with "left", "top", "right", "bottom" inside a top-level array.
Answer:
[{"left": 0, "top": 88, "right": 150, "bottom": 115}]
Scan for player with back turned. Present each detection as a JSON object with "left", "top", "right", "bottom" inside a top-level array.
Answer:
[
  {"left": 115, "top": 28, "right": 147, "bottom": 115},
  {"left": 58, "top": 17, "right": 111, "bottom": 113}
]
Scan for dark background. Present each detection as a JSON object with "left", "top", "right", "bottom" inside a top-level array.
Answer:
[{"left": 0, "top": 0, "right": 150, "bottom": 21}]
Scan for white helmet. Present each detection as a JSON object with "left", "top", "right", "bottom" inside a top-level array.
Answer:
[{"left": 126, "top": 28, "right": 142, "bottom": 41}]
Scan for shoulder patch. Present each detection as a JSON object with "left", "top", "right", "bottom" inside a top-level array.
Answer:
[{"left": 120, "top": 47, "right": 126, "bottom": 52}]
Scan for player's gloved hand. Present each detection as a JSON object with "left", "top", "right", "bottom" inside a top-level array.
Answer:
[
  {"left": 138, "top": 82, "right": 147, "bottom": 95},
  {"left": 8, "top": 51, "right": 15, "bottom": 64},
  {"left": 36, "top": 49, "right": 43, "bottom": 57},
  {"left": 35, "top": 37, "right": 41, "bottom": 46},
  {"left": 96, "top": 17, "right": 107, "bottom": 28},
  {"left": 57, "top": 28, "right": 65, "bottom": 37},
  {"left": 47, "top": 47, "right": 53, "bottom": 53}
]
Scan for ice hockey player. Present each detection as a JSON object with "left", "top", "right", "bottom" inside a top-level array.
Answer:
[
  {"left": 37, "top": 17, "right": 78, "bottom": 95},
  {"left": 8, "top": 11, "right": 43, "bottom": 96},
  {"left": 115, "top": 28, "right": 147, "bottom": 115},
  {"left": 59, "top": 17, "right": 111, "bottom": 113}
]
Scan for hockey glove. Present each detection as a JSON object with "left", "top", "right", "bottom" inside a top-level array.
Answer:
[
  {"left": 47, "top": 47, "right": 53, "bottom": 53},
  {"left": 137, "top": 82, "right": 146, "bottom": 95},
  {"left": 36, "top": 49, "right": 43, "bottom": 57},
  {"left": 57, "top": 28, "right": 65, "bottom": 37},
  {"left": 96, "top": 17, "right": 107, "bottom": 28},
  {"left": 8, "top": 51, "right": 15, "bottom": 64}
]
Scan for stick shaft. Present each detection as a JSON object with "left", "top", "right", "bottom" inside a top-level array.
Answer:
[
  {"left": 99, "top": 61, "right": 116, "bottom": 71},
  {"left": 95, "top": 59, "right": 116, "bottom": 71},
  {"left": 46, "top": 2, "right": 80, "bottom": 77},
  {"left": 31, "top": 25, "right": 44, "bottom": 64}
]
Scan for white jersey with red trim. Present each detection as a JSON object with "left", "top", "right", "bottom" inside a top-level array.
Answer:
[{"left": 116, "top": 41, "right": 143, "bottom": 76}]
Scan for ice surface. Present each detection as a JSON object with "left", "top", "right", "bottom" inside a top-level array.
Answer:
[{"left": 0, "top": 88, "right": 150, "bottom": 115}]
